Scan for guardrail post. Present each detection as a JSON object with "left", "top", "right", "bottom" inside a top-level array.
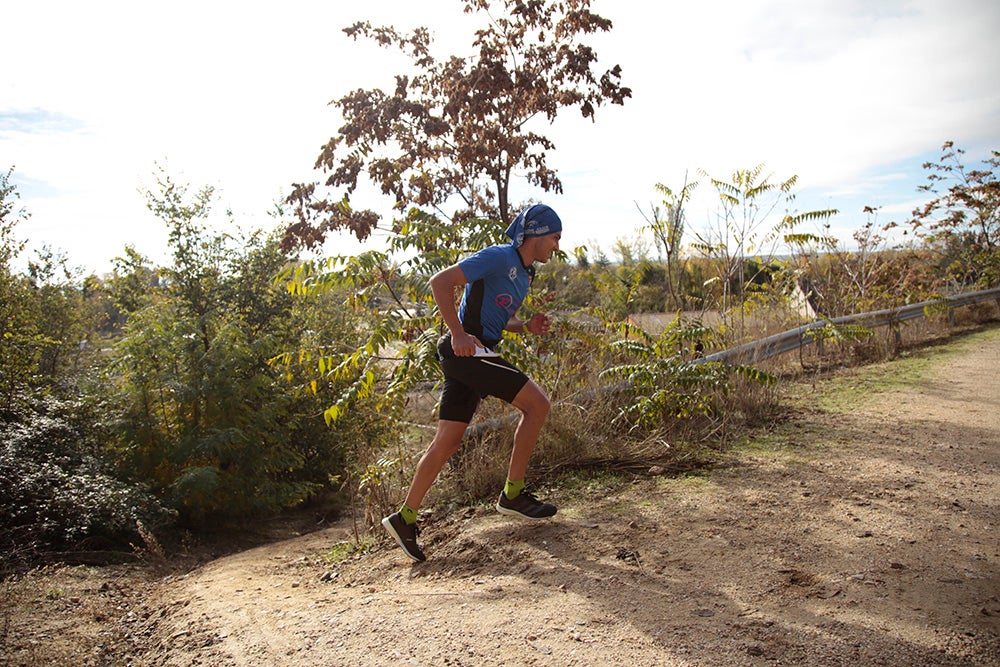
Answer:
[
  {"left": 891, "top": 319, "right": 902, "bottom": 352},
  {"left": 948, "top": 308, "right": 956, "bottom": 327}
]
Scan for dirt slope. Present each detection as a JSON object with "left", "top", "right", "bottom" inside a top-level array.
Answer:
[{"left": 7, "top": 326, "right": 1000, "bottom": 666}]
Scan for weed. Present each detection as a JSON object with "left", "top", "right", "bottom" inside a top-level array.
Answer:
[{"left": 322, "top": 537, "right": 377, "bottom": 563}]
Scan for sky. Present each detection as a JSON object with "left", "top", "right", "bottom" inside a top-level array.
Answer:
[{"left": 3, "top": 0, "right": 999, "bottom": 275}]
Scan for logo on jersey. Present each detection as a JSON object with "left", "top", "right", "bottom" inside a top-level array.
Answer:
[
  {"left": 495, "top": 293, "right": 514, "bottom": 310},
  {"left": 508, "top": 266, "right": 518, "bottom": 281}
]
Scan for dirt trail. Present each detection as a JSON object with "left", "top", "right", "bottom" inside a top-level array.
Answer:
[{"left": 9, "top": 327, "right": 999, "bottom": 666}]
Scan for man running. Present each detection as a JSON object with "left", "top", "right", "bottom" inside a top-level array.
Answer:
[{"left": 382, "top": 204, "right": 563, "bottom": 562}]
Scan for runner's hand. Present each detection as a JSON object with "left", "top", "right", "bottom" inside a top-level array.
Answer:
[
  {"left": 451, "top": 331, "right": 482, "bottom": 357},
  {"left": 526, "top": 313, "right": 551, "bottom": 335}
]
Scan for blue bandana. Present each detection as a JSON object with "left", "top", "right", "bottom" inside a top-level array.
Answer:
[{"left": 504, "top": 204, "right": 562, "bottom": 248}]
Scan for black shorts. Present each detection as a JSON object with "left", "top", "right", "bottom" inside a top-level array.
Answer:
[{"left": 437, "top": 334, "right": 530, "bottom": 423}]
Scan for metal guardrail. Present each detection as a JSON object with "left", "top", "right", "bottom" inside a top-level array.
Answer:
[
  {"left": 697, "top": 286, "right": 1000, "bottom": 365},
  {"left": 465, "top": 287, "right": 1000, "bottom": 440}
]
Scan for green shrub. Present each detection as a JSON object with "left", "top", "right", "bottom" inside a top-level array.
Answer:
[{"left": 0, "top": 394, "right": 170, "bottom": 571}]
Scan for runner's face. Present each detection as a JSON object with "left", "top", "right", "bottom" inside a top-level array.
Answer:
[{"left": 533, "top": 232, "right": 561, "bottom": 263}]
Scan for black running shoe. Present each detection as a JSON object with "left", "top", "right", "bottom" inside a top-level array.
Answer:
[
  {"left": 496, "top": 489, "right": 557, "bottom": 519},
  {"left": 381, "top": 512, "right": 426, "bottom": 562}
]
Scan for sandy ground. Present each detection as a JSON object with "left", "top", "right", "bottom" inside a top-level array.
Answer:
[{"left": 4, "top": 326, "right": 998, "bottom": 666}]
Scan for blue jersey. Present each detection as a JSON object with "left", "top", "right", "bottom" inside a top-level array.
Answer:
[{"left": 457, "top": 245, "right": 534, "bottom": 344}]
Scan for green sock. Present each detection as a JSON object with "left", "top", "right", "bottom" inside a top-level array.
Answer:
[
  {"left": 504, "top": 479, "right": 525, "bottom": 500},
  {"left": 399, "top": 504, "right": 418, "bottom": 525}
]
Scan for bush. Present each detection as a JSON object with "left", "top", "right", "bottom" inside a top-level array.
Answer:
[{"left": 0, "top": 394, "right": 170, "bottom": 572}]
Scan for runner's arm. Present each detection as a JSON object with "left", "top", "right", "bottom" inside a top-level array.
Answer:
[
  {"left": 429, "top": 265, "right": 481, "bottom": 356},
  {"left": 506, "top": 312, "right": 551, "bottom": 335}
]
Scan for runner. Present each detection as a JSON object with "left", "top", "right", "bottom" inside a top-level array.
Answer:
[{"left": 382, "top": 204, "right": 564, "bottom": 562}]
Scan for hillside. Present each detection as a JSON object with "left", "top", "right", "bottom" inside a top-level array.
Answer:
[{"left": 4, "top": 325, "right": 999, "bottom": 666}]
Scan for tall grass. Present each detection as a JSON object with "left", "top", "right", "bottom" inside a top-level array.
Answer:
[{"left": 356, "top": 298, "right": 999, "bottom": 532}]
